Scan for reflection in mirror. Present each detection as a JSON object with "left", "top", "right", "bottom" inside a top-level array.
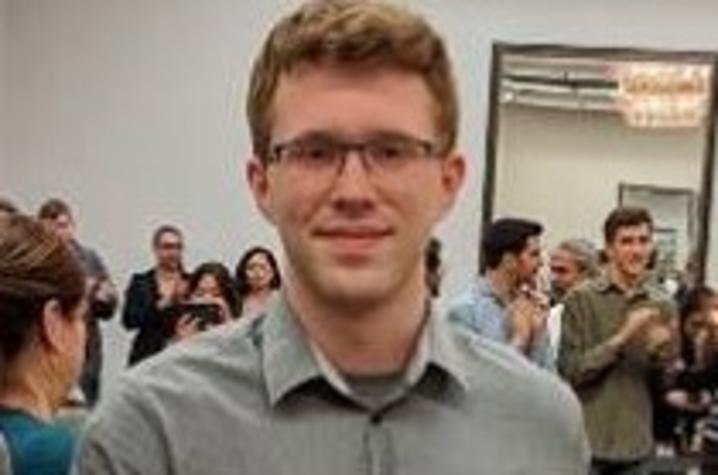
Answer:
[{"left": 483, "top": 44, "right": 717, "bottom": 284}]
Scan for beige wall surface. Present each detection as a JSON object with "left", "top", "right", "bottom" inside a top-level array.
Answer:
[{"left": 495, "top": 105, "right": 704, "bottom": 267}]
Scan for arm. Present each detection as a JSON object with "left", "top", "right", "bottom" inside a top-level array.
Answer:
[
  {"left": 529, "top": 328, "right": 556, "bottom": 372},
  {"left": 86, "top": 249, "right": 118, "bottom": 321},
  {"left": 73, "top": 379, "right": 171, "bottom": 475},
  {"left": 558, "top": 292, "right": 626, "bottom": 389},
  {"left": 448, "top": 297, "right": 506, "bottom": 343},
  {"left": 447, "top": 300, "right": 479, "bottom": 332},
  {"left": 121, "top": 274, "right": 156, "bottom": 330}
]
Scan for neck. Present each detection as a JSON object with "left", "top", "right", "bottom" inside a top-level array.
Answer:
[
  {"left": 248, "top": 287, "right": 273, "bottom": 300},
  {"left": 285, "top": 266, "right": 428, "bottom": 376},
  {"left": 0, "top": 372, "right": 57, "bottom": 422},
  {"left": 156, "top": 264, "right": 180, "bottom": 275},
  {"left": 608, "top": 264, "right": 643, "bottom": 291},
  {"left": 486, "top": 268, "right": 517, "bottom": 302}
]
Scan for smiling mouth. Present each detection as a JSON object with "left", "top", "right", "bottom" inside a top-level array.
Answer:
[{"left": 314, "top": 227, "right": 393, "bottom": 251}]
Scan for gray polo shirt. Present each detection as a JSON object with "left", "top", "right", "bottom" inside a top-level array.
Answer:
[{"left": 74, "top": 294, "right": 589, "bottom": 474}]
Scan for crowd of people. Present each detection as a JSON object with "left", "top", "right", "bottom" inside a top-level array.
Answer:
[
  {"left": 1, "top": 1, "right": 718, "bottom": 474},
  {"left": 447, "top": 210, "right": 718, "bottom": 474},
  {"left": 0, "top": 199, "right": 284, "bottom": 474}
]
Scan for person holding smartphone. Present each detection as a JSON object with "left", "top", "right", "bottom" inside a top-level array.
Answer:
[{"left": 173, "top": 262, "right": 237, "bottom": 340}]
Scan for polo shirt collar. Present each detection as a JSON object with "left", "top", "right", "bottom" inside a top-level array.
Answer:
[
  {"left": 594, "top": 271, "right": 651, "bottom": 298},
  {"left": 475, "top": 275, "right": 510, "bottom": 307},
  {"left": 262, "top": 294, "right": 470, "bottom": 407}
]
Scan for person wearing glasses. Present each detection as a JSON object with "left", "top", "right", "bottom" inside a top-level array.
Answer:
[
  {"left": 75, "top": 1, "right": 588, "bottom": 473},
  {"left": 122, "top": 225, "right": 189, "bottom": 366}
]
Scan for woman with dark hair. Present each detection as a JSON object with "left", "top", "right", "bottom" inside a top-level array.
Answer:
[
  {"left": 653, "top": 286, "right": 718, "bottom": 454},
  {"left": 0, "top": 214, "right": 87, "bottom": 475},
  {"left": 173, "top": 262, "right": 238, "bottom": 340},
  {"left": 234, "top": 247, "right": 281, "bottom": 320},
  {"left": 122, "top": 225, "right": 189, "bottom": 366}
]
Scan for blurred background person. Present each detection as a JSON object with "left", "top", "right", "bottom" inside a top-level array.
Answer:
[
  {"left": 0, "top": 197, "right": 18, "bottom": 216},
  {"left": 547, "top": 238, "right": 599, "bottom": 353},
  {"left": 37, "top": 198, "right": 117, "bottom": 406},
  {"left": 122, "top": 225, "right": 188, "bottom": 366},
  {"left": 549, "top": 238, "right": 599, "bottom": 304},
  {"left": 0, "top": 214, "right": 87, "bottom": 475},
  {"left": 448, "top": 218, "right": 554, "bottom": 370},
  {"left": 173, "top": 262, "right": 238, "bottom": 340},
  {"left": 234, "top": 246, "right": 281, "bottom": 321},
  {"left": 559, "top": 207, "right": 678, "bottom": 474},
  {"left": 653, "top": 286, "right": 718, "bottom": 456}
]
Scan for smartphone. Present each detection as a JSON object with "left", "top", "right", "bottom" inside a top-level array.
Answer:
[{"left": 181, "top": 302, "right": 223, "bottom": 329}]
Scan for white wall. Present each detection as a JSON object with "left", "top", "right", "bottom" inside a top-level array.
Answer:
[
  {"left": 4, "top": 0, "right": 718, "bottom": 390},
  {"left": 495, "top": 105, "right": 704, "bottom": 267}
]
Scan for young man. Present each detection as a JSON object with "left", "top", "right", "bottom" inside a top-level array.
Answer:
[
  {"left": 449, "top": 218, "right": 554, "bottom": 369},
  {"left": 75, "top": 2, "right": 588, "bottom": 473},
  {"left": 37, "top": 198, "right": 117, "bottom": 406},
  {"left": 559, "top": 207, "right": 677, "bottom": 475}
]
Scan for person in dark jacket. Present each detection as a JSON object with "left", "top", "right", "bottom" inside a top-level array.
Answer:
[
  {"left": 122, "top": 225, "right": 188, "bottom": 366},
  {"left": 37, "top": 198, "right": 117, "bottom": 406}
]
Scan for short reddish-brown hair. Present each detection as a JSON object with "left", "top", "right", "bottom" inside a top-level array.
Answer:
[
  {"left": 246, "top": 0, "right": 459, "bottom": 163},
  {"left": 603, "top": 207, "right": 653, "bottom": 244}
]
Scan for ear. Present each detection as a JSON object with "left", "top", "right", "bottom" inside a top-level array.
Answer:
[
  {"left": 437, "top": 152, "right": 466, "bottom": 219},
  {"left": 38, "top": 299, "right": 65, "bottom": 352},
  {"left": 246, "top": 157, "right": 275, "bottom": 224},
  {"left": 502, "top": 253, "right": 518, "bottom": 272},
  {"left": 603, "top": 244, "right": 614, "bottom": 263}
]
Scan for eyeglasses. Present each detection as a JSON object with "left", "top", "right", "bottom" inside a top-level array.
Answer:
[
  {"left": 267, "top": 133, "right": 443, "bottom": 179},
  {"left": 158, "top": 242, "right": 183, "bottom": 251},
  {"left": 550, "top": 266, "right": 570, "bottom": 275}
]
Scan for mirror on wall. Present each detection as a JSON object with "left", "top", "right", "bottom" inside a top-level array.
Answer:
[{"left": 482, "top": 43, "right": 718, "bottom": 283}]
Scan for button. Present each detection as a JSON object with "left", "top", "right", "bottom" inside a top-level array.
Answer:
[{"left": 370, "top": 412, "right": 383, "bottom": 425}]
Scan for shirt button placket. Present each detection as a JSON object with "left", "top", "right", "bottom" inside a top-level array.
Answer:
[{"left": 363, "top": 411, "right": 394, "bottom": 475}]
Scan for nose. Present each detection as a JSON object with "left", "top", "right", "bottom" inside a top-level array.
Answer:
[{"left": 329, "top": 149, "right": 377, "bottom": 215}]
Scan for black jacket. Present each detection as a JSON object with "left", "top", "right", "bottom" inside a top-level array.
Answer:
[{"left": 122, "top": 269, "right": 185, "bottom": 366}]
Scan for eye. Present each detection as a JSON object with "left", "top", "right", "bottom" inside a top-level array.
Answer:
[
  {"left": 298, "top": 140, "right": 338, "bottom": 163},
  {"left": 367, "top": 139, "right": 409, "bottom": 163}
]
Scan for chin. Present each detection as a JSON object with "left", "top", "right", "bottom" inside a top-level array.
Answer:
[{"left": 317, "top": 268, "right": 398, "bottom": 307}]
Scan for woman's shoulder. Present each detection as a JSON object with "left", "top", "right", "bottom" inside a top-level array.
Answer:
[{"left": 0, "top": 410, "right": 75, "bottom": 475}]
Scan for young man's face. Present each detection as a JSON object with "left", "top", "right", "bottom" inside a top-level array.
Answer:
[
  {"left": 43, "top": 213, "right": 75, "bottom": 243},
  {"left": 606, "top": 223, "right": 654, "bottom": 281},
  {"left": 248, "top": 65, "right": 464, "bottom": 308},
  {"left": 513, "top": 236, "right": 543, "bottom": 286}
]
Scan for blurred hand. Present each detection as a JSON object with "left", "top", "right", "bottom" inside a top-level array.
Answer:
[
  {"left": 94, "top": 278, "right": 117, "bottom": 303},
  {"left": 158, "top": 275, "right": 186, "bottom": 308},
  {"left": 173, "top": 314, "right": 202, "bottom": 341},
  {"left": 643, "top": 322, "right": 679, "bottom": 366},
  {"left": 666, "top": 389, "right": 711, "bottom": 413},
  {"left": 619, "top": 306, "right": 660, "bottom": 345},
  {"left": 525, "top": 289, "right": 550, "bottom": 335},
  {"left": 189, "top": 295, "right": 231, "bottom": 324},
  {"left": 508, "top": 295, "right": 537, "bottom": 352}
]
